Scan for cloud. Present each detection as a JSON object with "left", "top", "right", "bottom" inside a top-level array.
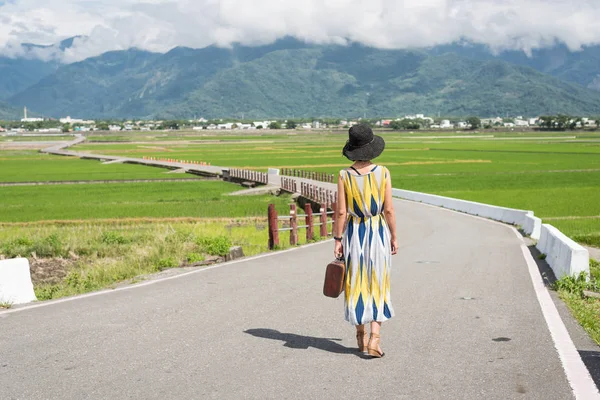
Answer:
[{"left": 1, "top": 0, "right": 600, "bottom": 63}]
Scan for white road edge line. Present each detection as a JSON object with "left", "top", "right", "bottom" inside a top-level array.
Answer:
[
  {"left": 520, "top": 244, "right": 600, "bottom": 399},
  {"left": 1, "top": 240, "right": 331, "bottom": 315}
]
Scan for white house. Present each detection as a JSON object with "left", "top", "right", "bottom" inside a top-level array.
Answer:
[
  {"left": 440, "top": 120, "right": 453, "bottom": 129},
  {"left": 253, "top": 121, "right": 271, "bottom": 129},
  {"left": 218, "top": 123, "right": 234, "bottom": 130},
  {"left": 108, "top": 125, "right": 122, "bottom": 131},
  {"left": 457, "top": 121, "right": 468, "bottom": 129},
  {"left": 529, "top": 118, "right": 539, "bottom": 126},
  {"left": 60, "top": 116, "right": 94, "bottom": 125},
  {"left": 514, "top": 119, "right": 529, "bottom": 127},
  {"left": 504, "top": 123, "right": 515, "bottom": 128},
  {"left": 481, "top": 117, "right": 503, "bottom": 126}
]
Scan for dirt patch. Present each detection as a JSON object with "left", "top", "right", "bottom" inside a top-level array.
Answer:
[{"left": 29, "top": 257, "right": 76, "bottom": 285}]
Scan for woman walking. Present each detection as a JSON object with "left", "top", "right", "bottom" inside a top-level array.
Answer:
[{"left": 333, "top": 124, "right": 398, "bottom": 358}]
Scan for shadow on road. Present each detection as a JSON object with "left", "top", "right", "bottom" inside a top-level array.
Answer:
[
  {"left": 526, "top": 244, "right": 558, "bottom": 288},
  {"left": 244, "top": 328, "right": 367, "bottom": 357},
  {"left": 580, "top": 350, "right": 600, "bottom": 387}
]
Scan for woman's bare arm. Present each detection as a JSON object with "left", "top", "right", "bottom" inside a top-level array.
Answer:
[
  {"left": 383, "top": 169, "right": 398, "bottom": 254},
  {"left": 334, "top": 172, "right": 347, "bottom": 257},
  {"left": 334, "top": 172, "right": 347, "bottom": 238}
]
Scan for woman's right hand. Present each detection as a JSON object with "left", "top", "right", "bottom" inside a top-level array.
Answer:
[
  {"left": 334, "top": 241, "right": 343, "bottom": 259},
  {"left": 391, "top": 238, "right": 398, "bottom": 255}
]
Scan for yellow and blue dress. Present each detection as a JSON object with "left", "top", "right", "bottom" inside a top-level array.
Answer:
[{"left": 341, "top": 165, "right": 395, "bottom": 325}]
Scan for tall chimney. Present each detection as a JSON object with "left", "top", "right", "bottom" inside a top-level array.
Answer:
[{"left": 24, "top": 106, "right": 27, "bottom": 120}]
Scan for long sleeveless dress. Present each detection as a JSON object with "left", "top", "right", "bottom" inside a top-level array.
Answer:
[{"left": 341, "top": 165, "right": 395, "bottom": 326}]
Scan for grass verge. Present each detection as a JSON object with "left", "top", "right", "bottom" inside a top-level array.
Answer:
[
  {"left": 555, "top": 259, "right": 600, "bottom": 345},
  {"left": 0, "top": 219, "right": 327, "bottom": 301}
]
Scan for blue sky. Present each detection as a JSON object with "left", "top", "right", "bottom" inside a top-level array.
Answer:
[{"left": 2, "top": 0, "right": 600, "bottom": 63}]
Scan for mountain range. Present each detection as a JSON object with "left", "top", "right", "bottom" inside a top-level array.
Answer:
[{"left": 2, "top": 38, "right": 600, "bottom": 119}]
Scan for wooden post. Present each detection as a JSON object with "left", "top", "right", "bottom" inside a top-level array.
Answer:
[
  {"left": 320, "top": 203, "right": 328, "bottom": 237},
  {"left": 290, "top": 204, "right": 298, "bottom": 246},
  {"left": 268, "top": 204, "right": 279, "bottom": 250},
  {"left": 305, "top": 204, "right": 314, "bottom": 242}
]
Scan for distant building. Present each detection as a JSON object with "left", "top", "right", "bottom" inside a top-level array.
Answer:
[
  {"left": 529, "top": 118, "right": 539, "bottom": 126},
  {"left": 440, "top": 120, "right": 453, "bottom": 129},
  {"left": 312, "top": 121, "right": 320, "bottom": 129},
  {"left": 253, "top": 121, "right": 271, "bottom": 129},
  {"left": 504, "top": 123, "right": 515, "bottom": 128},
  {"left": 0, "top": 126, "right": 5, "bottom": 132},
  {"left": 21, "top": 107, "right": 44, "bottom": 122},
  {"left": 457, "top": 121, "right": 468, "bottom": 129},
  {"left": 60, "top": 116, "right": 95, "bottom": 125},
  {"left": 108, "top": 125, "right": 122, "bottom": 131},
  {"left": 481, "top": 117, "right": 503, "bottom": 126},
  {"left": 514, "top": 119, "right": 529, "bottom": 127}
]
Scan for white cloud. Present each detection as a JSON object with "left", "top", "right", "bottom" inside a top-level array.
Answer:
[{"left": 1, "top": 0, "right": 600, "bottom": 63}]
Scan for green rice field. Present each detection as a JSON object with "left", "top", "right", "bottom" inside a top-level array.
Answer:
[
  {"left": 73, "top": 130, "right": 600, "bottom": 246},
  {"left": 0, "top": 181, "right": 292, "bottom": 222},
  {"left": 0, "top": 150, "right": 201, "bottom": 182}
]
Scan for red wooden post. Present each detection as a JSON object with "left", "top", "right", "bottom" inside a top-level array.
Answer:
[
  {"left": 331, "top": 202, "right": 337, "bottom": 236},
  {"left": 320, "top": 203, "right": 328, "bottom": 237},
  {"left": 268, "top": 204, "right": 280, "bottom": 250},
  {"left": 290, "top": 204, "right": 298, "bottom": 246},
  {"left": 305, "top": 203, "right": 314, "bottom": 242}
]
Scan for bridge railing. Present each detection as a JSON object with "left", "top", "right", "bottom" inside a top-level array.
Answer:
[
  {"left": 142, "top": 156, "right": 211, "bottom": 166},
  {"left": 300, "top": 182, "right": 336, "bottom": 205},
  {"left": 280, "top": 168, "right": 335, "bottom": 183},
  {"left": 229, "top": 168, "right": 268, "bottom": 184}
]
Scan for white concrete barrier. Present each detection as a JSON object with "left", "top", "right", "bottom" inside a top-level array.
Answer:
[
  {"left": 537, "top": 224, "right": 590, "bottom": 279},
  {"left": 0, "top": 258, "right": 37, "bottom": 305},
  {"left": 391, "top": 188, "right": 542, "bottom": 240}
]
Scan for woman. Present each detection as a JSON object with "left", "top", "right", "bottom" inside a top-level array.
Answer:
[{"left": 333, "top": 124, "right": 398, "bottom": 358}]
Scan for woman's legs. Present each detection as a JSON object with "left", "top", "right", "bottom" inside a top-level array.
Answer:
[
  {"left": 368, "top": 321, "right": 384, "bottom": 356},
  {"left": 370, "top": 321, "right": 381, "bottom": 336},
  {"left": 356, "top": 324, "right": 368, "bottom": 352}
]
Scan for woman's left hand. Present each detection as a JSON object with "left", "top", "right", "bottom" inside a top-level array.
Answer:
[{"left": 334, "top": 241, "right": 343, "bottom": 259}]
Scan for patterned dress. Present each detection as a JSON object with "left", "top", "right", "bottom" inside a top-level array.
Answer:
[{"left": 341, "top": 165, "right": 395, "bottom": 326}]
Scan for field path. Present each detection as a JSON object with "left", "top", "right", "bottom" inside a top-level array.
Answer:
[{"left": 1, "top": 198, "right": 594, "bottom": 399}]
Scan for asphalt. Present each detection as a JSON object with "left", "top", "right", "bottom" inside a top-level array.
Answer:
[{"left": 0, "top": 199, "right": 580, "bottom": 399}]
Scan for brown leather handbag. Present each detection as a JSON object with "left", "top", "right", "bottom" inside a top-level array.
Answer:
[{"left": 323, "top": 257, "right": 346, "bottom": 298}]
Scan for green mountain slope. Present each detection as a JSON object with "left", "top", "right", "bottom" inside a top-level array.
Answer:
[
  {"left": 0, "top": 101, "right": 19, "bottom": 120},
  {"left": 9, "top": 42, "right": 600, "bottom": 118},
  {"left": 0, "top": 56, "right": 59, "bottom": 100}
]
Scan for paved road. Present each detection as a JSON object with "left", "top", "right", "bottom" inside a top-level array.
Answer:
[{"left": 0, "top": 200, "right": 577, "bottom": 399}]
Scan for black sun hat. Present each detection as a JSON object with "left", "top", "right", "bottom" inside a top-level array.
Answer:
[{"left": 342, "top": 124, "right": 386, "bottom": 161}]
